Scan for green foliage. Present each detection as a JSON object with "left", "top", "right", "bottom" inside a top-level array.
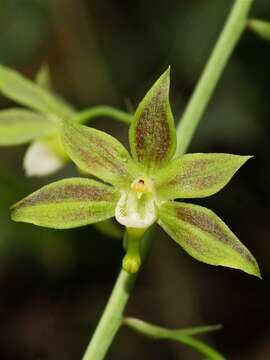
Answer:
[{"left": 124, "top": 318, "right": 225, "bottom": 360}]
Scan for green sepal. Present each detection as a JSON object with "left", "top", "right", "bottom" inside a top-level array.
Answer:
[
  {"left": 129, "top": 67, "right": 176, "bottom": 172},
  {"left": 42, "top": 134, "right": 68, "bottom": 161},
  {"left": 35, "top": 64, "right": 52, "bottom": 90},
  {"left": 11, "top": 178, "right": 120, "bottom": 229},
  {"left": 35, "top": 64, "right": 76, "bottom": 113},
  {"left": 0, "top": 64, "right": 74, "bottom": 119},
  {"left": 0, "top": 108, "right": 57, "bottom": 145},
  {"left": 155, "top": 153, "right": 251, "bottom": 200},
  {"left": 61, "top": 119, "right": 138, "bottom": 188},
  {"left": 158, "top": 201, "right": 261, "bottom": 278},
  {"left": 93, "top": 219, "right": 122, "bottom": 239},
  {"left": 124, "top": 318, "right": 225, "bottom": 360},
  {"left": 249, "top": 19, "right": 270, "bottom": 41}
]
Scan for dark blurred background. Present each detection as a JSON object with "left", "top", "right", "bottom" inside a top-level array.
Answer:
[{"left": 0, "top": 0, "right": 270, "bottom": 359}]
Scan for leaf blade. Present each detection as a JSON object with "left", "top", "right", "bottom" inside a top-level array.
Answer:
[
  {"left": 129, "top": 67, "right": 176, "bottom": 171},
  {"left": 61, "top": 119, "right": 137, "bottom": 188},
  {"left": 156, "top": 153, "right": 251, "bottom": 200},
  {"left": 0, "top": 109, "right": 56, "bottom": 145},
  {"left": 158, "top": 201, "right": 261, "bottom": 277},
  {"left": 11, "top": 178, "right": 120, "bottom": 229}
]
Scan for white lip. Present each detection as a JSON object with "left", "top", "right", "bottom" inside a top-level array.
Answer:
[
  {"left": 115, "top": 190, "right": 157, "bottom": 229},
  {"left": 23, "top": 140, "right": 65, "bottom": 177}
]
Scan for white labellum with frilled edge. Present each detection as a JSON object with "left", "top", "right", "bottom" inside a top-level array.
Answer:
[{"left": 115, "top": 177, "right": 158, "bottom": 229}]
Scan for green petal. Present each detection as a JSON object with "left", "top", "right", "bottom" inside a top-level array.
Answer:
[
  {"left": 158, "top": 201, "right": 260, "bottom": 277},
  {"left": 61, "top": 119, "right": 138, "bottom": 188},
  {"left": 0, "top": 64, "right": 74, "bottom": 119},
  {"left": 129, "top": 67, "right": 176, "bottom": 171},
  {"left": 11, "top": 178, "right": 120, "bottom": 229},
  {"left": 156, "top": 153, "right": 251, "bottom": 200},
  {"left": 0, "top": 108, "right": 57, "bottom": 145}
]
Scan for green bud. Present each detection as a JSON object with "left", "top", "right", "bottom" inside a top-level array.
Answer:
[{"left": 122, "top": 228, "right": 145, "bottom": 273}]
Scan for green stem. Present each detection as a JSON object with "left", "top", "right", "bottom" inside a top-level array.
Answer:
[
  {"left": 176, "top": 0, "right": 254, "bottom": 156},
  {"left": 82, "top": 269, "right": 137, "bottom": 360},
  {"left": 82, "top": 1, "right": 254, "bottom": 359},
  {"left": 124, "top": 318, "right": 224, "bottom": 360},
  {"left": 75, "top": 105, "right": 132, "bottom": 124},
  {"left": 82, "top": 228, "right": 153, "bottom": 360}
]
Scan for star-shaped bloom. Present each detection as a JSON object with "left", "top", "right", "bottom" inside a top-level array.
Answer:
[
  {"left": 11, "top": 68, "right": 260, "bottom": 277},
  {"left": 0, "top": 64, "right": 75, "bottom": 176}
]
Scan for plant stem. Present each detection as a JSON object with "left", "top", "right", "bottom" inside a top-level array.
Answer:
[
  {"left": 82, "top": 228, "right": 153, "bottom": 360},
  {"left": 82, "top": 1, "right": 254, "bottom": 359},
  {"left": 82, "top": 269, "right": 137, "bottom": 360},
  {"left": 175, "top": 0, "right": 254, "bottom": 156},
  {"left": 75, "top": 105, "right": 132, "bottom": 124}
]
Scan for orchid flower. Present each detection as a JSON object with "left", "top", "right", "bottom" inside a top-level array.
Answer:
[
  {"left": 10, "top": 68, "right": 260, "bottom": 277},
  {"left": 0, "top": 64, "right": 75, "bottom": 176}
]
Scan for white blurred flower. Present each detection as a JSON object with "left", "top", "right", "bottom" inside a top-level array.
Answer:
[{"left": 23, "top": 141, "right": 65, "bottom": 177}]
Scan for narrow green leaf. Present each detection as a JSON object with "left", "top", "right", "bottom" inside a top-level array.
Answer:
[
  {"left": 61, "top": 119, "right": 138, "bottom": 188},
  {"left": 0, "top": 109, "right": 56, "bottom": 145},
  {"left": 156, "top": 153, "right": 251, "bottom": 200},
  {"left": 11, "top": 178, "right": 120, "bottom": 229},
  {"left": 158, "top": 201, "right": 261, "bottom": 277},
  {"left": 0, "top": 64, "right": 74, "bottom": 119},
  {"left": 249, "top": 19, "right": 270, "bottom": 41},
  {"left": 129, "top": 67, "right": 176, "bottom": 171},
  {"left": 124, "top": 318, "right": 225, "bottom": 360}
]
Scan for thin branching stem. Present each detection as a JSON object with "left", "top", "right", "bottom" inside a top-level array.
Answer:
[{"left": 75, "top": 105, "right": 132, "bottom": 124}]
